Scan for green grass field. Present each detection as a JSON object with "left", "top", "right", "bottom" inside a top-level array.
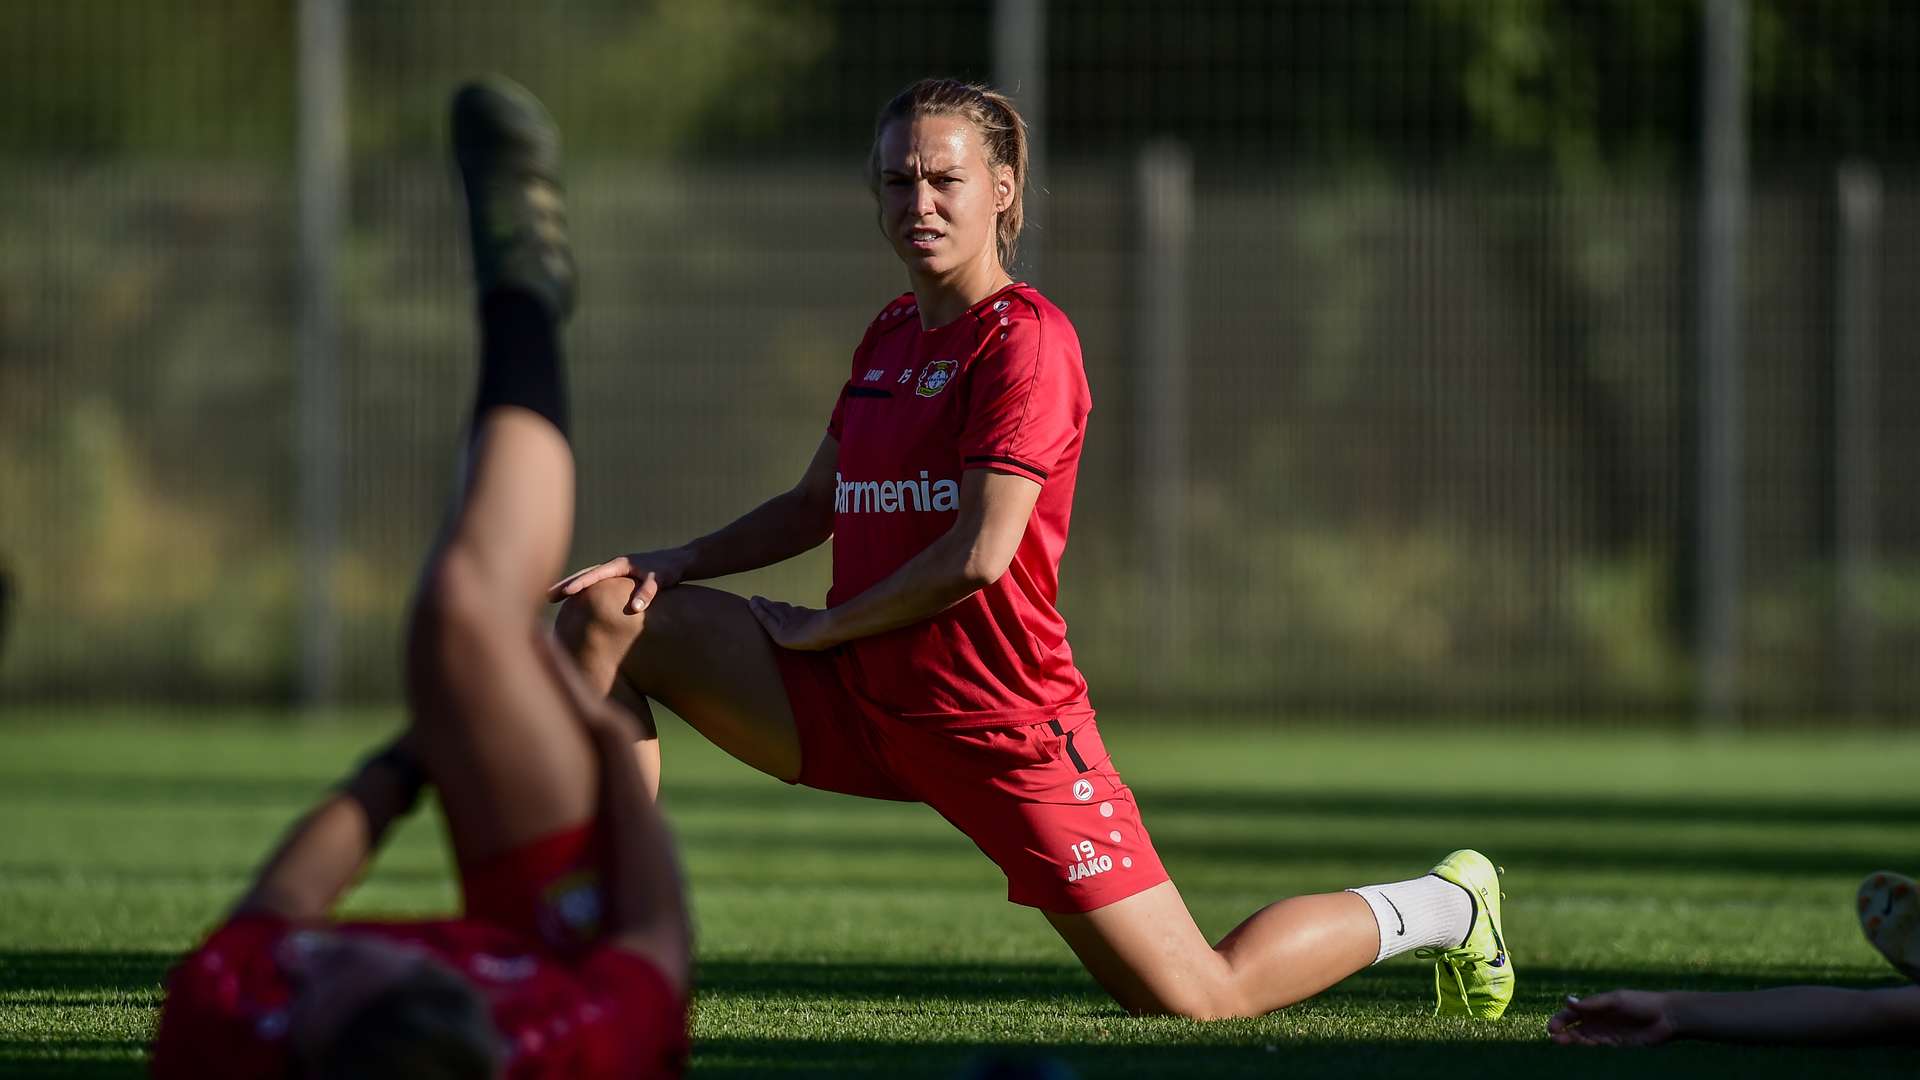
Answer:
[{"left": 3, "top": 710, "right": 1917, "bottom": 1077}]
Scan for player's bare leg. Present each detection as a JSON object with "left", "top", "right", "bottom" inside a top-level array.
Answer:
[
  {"left": 557, "top": 580, "right": 804, "bottom": 783},
  {"left": 407, "top": 77, "right": 601, "bottom": 867},
  {"left": 1050, "top": 850, "right": 1507, "bottom": 1021},
  {"left": 1046, "top": 881, "right": 1378, "bottom": 1019}
]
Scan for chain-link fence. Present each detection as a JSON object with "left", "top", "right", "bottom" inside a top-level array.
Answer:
[{"left": 2, "top": 1, "right": 1916, "bottom": 717}]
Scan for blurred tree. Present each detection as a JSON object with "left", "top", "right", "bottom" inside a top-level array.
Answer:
[
  {"left": 1422, "top": 0, "right": 1916, "bottom": 175},
  {"left": 349, "top": 1, "right": 833, "bottom": 158},
  {"left": 0, "top": 1, "right": 831, "bottom": 159},
  {"left": 0, "top": 0, "right": 294, "bottom": 156},
  {"left": 3, "top": 2, "right": 1913, "bottom": 169}
]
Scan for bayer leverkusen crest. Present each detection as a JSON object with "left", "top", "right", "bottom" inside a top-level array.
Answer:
[{"left": 916, "top": 359, "right": 957, "bottom": 398}]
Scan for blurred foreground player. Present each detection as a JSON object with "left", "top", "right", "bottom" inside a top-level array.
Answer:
[
  {"left": 151, "top": 78, "right": 691, "bottom": 1079},
  {"left": 1549, "top": 871, "right": 1920, "bottom": 1047}
]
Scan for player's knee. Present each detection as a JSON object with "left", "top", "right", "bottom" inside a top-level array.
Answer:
[
  {"left": 413, "top": 551, "right": 505, "bottom": 644},
  {"left": 1123, "top": 977, "right": 1252, "bottom": 1022},
  {"left": 555, "top": 577, "right": 648, "bottom": 651}
]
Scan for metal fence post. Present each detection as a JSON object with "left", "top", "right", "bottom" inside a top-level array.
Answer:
[
  {"left": 1835, "top": 161, "right": 1881, "bottom": 718},
  {"left": 993, "top": 0, "right": 1045, "bottom": 283},
  {"left": 1697, "top": 0, "right": 1747, "bottom": 728},
  {"left": 1136, "top": 140, "right": 1192, "bottom": 699},
  {"left": 297, "top": 0, "right": 346, "bottom": 709}
]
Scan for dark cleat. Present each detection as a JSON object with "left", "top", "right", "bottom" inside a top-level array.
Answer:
[{"left": 451, "top": 77, "right": 576, "bottom": 320}]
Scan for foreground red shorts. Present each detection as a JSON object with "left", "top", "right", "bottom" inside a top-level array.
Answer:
[
  {"left": 460, "top": 821, "right": 606, "bottom": 955},
  {"left": 774, "top": 648, "right": 1170, "bottom": 913}
]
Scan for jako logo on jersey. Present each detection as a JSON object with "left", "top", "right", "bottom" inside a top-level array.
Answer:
[
  {"left": 916, "top": 359, "right": 957, "bottom": 398},
  {"left": 835, "top": 471, "right": 960, "bottom": 514},
  {"left": 1068, "top": 854, "right": 1115, "bottom": 883}
]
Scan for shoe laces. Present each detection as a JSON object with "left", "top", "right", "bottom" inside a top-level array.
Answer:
[
  {"left": 1413, "top": 945, "right": 1476, "bottom": 1007},
  {"left": 1443, "top": 956, "right": 1471, "bottom": 1002}
]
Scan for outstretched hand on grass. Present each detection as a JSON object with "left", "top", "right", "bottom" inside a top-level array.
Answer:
[
  {"left": 548, "top": 548, "right": 692, "bottom": 615},
  {"left": 1548, "top": 991, "right": 1679, "bottom": 1047}
]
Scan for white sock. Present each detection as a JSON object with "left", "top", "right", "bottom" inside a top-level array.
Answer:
[{"left": 1348, "top": 874, "right": 1473, "bottom": 964}]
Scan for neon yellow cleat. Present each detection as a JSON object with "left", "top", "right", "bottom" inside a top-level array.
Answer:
[
  {"left": 1418, "top": 849, "right": 1512, "bottom": 1019},
  {"left": 1858, "top": 870, "right": 1920, "bottom": 983}
]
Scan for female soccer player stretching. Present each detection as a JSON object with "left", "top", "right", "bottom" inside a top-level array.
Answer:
[
  {"left": 553, "top": 78, "right": 1507, "bottom": 1021},
  {"left": 152, "top": 79, "right": 691, "bottom": 1078}
]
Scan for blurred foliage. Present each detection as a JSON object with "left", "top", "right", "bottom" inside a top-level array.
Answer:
[
  {"left": 1417, "top": 0, "right": 1916, "bottom": 175},
  {"left": 0, "top": 0, "right": 831, "bottom": 159},
  {"left": 2, "top": 2, "right": 1914, "bottom": 170}
]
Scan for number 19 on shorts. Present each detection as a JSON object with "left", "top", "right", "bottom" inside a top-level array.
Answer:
[{"left": 1066, "top": 839, "right": 1114, "bottom": 883}]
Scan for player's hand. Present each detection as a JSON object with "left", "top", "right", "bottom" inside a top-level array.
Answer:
[
  {"left": 548, "top": 548, "right": 692, "bottom": 614},
  {"left": 1548, "top": 991, "right": 1679, "bottom": 1047},
  {"left": 748, "top": 597, "right": 839, "bottom": 651}
]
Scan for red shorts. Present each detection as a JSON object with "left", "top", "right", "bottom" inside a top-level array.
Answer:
[
  {"left": 460, "top": 822, "right": 606, "bottom": 956},
  {"left": 774, "top": 648, "right": 1170, "bottom": 913}
]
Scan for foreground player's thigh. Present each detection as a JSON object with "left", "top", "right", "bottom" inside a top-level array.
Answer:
[
  {"left": 409, "top": 590, "right": 599, "bottom": 868},
  {"left": 571, "top": 580, "right": 804, "bottom": 782}
]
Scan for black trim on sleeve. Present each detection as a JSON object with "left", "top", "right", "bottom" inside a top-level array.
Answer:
[
  {"left": 845, "top": 386, "right": 892, "bottom": 399},
  {"left": 963, "top": 454, "right": 1048, "bottom": 479}
]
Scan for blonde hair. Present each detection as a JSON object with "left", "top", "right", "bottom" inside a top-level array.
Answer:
[{"left": 868, "top": 78, "right": 1030, "bottom": 270}]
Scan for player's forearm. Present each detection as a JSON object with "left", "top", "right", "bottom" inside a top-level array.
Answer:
[
  {"left": 681, "top": 488, "right": 832, "bottom": 581},
  {"left": 236, "top": 746, "right": 424, "bottom": 920},
  {"left": 816, "top": 527, "right": 989, "bottom": 644},
  {"left": 1667, "top": 986, "right": 1920, "bottom": 1044}
]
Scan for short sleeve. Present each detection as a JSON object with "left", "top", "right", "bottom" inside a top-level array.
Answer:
[
  {"left": 574, "top": 947, "right": 690, "bottom": 1078},
  {"left": 828, "top": 317, "right": 888, "bottom": 441},
  {"left": 826, "top": 381, "right": 851, "bottom": 441},
  {"left": 957, "top": 313, "right": 1085, "bottom": 484}
]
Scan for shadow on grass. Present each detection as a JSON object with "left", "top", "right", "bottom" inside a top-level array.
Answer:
[
  {"left": 678, "top": 809, "right": 1904, "bottom": 880},
  {"left": 0, "top": 955, "right": 160, "bottom": 1080},
  {"left": 693, "top": 957, "right": 1905, "bottom": 1008},
  {"left": 690, "top": 962, "right": 1917, "bottom": 1078},
  {"left": 0, "top": 1040, "right": 143, "bottom": 1080},
  {"left": 5, "top": 951, "right": 1910, "bottom": 1080},
  {"left": 0, "top": 950, "right": 173, "bottom": 995},
  {"left": 679, "top": 829, "right": 1903, "bottom": 879},
  {"left": 690, "top": 1033, "right": 1916, "bottom": 1080},
  {"left": 13, "top": 772, "right": 1912, "bottom": 880},
  {"left": 660, "top": 780, "right": 1920, "bottom": 827},
  {"left": 697, "top": 958, "right": 1097, "bottom": 1002},
  {"left": 1, "top": 860, "right": 451, "bottom": 890},
  {"left": 14, "top": 772, "right": 1920, "bottom": 829},
  {"left": 0, "top": 773, "right": 331, "bottom": 807},
  {"left": 1134, "top": 787, "right": 1920, "bottom": 827},
  {"left": 8, "top": 948, "right": 1895, "bottom": 1007}
]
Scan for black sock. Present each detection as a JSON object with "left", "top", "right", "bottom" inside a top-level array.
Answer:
[{"left": 474, "top": 290, "right": 569, "bottom": 438}]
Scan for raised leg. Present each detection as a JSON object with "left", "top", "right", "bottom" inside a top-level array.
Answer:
[{"left": 407, "top": 77, "right": 596, "bottom": 868}]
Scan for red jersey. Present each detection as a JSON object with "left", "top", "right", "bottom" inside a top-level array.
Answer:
[
  {"left": 150, "top": 914, "right": 687, "bottom": 1079},
  {"left": 824, "top": 283, "right": 1091, "bottom": 724}
]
